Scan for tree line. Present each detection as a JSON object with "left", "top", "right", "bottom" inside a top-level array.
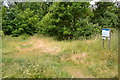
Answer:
[{"left": 2, "top": 2, "right": 119, "bottom": 40}]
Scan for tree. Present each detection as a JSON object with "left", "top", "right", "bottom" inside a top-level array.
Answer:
[
  {"left": 2, "top": 6, "right": 18, "bottom": 35},
  {"left": 39, "top": 2, "right": 100, "bottom": 40},
  {"left": 92, "top": 2, "right": 118, "bottom": 29},
  {"left": 2, "top": 2, "right": 52, "bottom": 36},
  {"left": 116, "top": 2, "right": 120, "bottom": 29}
]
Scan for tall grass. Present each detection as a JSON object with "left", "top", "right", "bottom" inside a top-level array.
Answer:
[{"left": 2, "top": 30, "right": 118, "bottom": 78}]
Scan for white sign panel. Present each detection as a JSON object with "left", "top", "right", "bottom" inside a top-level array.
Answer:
[
  {"left": 102, "top": 29, "right": 110, "bottom": 37},
  {"left": 102, "top": 37, "right": 106, "bottom": 39}
]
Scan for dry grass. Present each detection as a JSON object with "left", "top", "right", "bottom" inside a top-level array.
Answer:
[{"left": 2, "top": 31, "right": 118, "bottom": 78}]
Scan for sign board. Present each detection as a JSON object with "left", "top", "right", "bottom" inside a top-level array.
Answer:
[
  {"left": 102, "top": 37, "right": 106, "bottom": 40},
  {"left": 102, "top": 29, "right": 110, "bottom": 37},
  {"left": 102, "top": 29, "right": 111, "bottom": 49}
]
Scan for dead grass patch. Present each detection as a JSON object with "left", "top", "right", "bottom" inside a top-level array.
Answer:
[
  {"left": 63, "top": 66, "right": 87, "bottom": 78},
  {"left": 16, "top": 36, "right": 61, "bottom": 55},
  {"left": 70, "top": 53, "right": 87, "bottom": 64}
]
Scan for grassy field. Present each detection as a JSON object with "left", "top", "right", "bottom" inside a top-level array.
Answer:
[{"left": 2, "top": 30, "right": 118, "bottom": 78}]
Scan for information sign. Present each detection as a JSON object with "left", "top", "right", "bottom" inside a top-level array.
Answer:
[{"left": 102, "top": 29, "right": 110, "bottom": 37}]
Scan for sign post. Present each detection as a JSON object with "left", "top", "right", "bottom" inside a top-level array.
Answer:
[
  {"left": 102, "top": 29, "right": 111, "bottom": 49},
  {"left": 108, "top": 37, "right": 110, "bottom": 49}
]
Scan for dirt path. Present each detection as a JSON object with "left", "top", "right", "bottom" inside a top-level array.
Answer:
[
  {"left": 64, "top": 66, "right": 85, "bottom": 78},
  {"left": 16, "top": 37, "right": 61, "bottom": 55},
  {"left": 15, "top": 37, "right": 91, "bottom": 78},
  {"left": 63, "top": 66, "right": 92, "bottom": 78}
]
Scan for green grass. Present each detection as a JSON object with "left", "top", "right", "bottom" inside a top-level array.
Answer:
[{"left": 2, "top": 30, "right": 118, "bottom": 78}]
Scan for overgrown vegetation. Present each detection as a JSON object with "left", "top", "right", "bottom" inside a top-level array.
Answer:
[
  {"left": 2, "top": 30, "right": 118, "bottom": 78},
  {"left": 1, "top": 1, "right": 119, "bottom": 78},
  {"left": 2, "top": 2, "right": 119, "bottom": 40}
]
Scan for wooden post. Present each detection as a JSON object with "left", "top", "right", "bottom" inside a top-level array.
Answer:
[
  {"left": 103, "top": 39, "right": 104, "bottom": 48},
  {"left": 102, "top": 37, "right": 106, "bottom": 48},
  {"left": 108, "top": 29, "right": 111, "bottom": 50},
  {"left": 108, "top": 37, "right": 110, "bottom": 49}
]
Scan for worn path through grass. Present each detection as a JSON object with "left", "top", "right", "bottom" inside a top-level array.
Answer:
[{"left": 2, "top": 32, "right": 118, "bottom": 78}]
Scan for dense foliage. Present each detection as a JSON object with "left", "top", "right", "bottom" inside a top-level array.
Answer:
[
  {"left": 2, "top": 2, "right": 119, "bottom": 40},
  {"left": 92, "top": 2, "right": 118, "bottom": 29}
]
